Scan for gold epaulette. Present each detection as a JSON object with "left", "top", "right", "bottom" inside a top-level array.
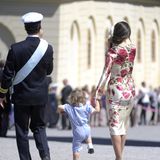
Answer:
[{"left": 0, "top": 87, "right": 8, "bottom": 94}]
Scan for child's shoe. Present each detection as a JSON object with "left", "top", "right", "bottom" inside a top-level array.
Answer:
[{"left": 88, "top": 148, "right": 94, "bottom": 154}]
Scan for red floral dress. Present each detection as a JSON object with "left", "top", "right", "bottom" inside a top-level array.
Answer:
[{"left": 96, "top": 44, "right": 136, "bottom": 135}]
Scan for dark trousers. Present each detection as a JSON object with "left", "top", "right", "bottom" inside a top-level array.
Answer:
[
  {"left": 0, "top": 103, "right": 11, "bottom": 137},
  {"left": 150, "top": 112, "right": 155, "bottom": 121},
  {"left": 0, "top": 111, "right": 9, "bottom": 137},
  {"left": 61, "top": 113, "right": 71, "bottom": 130},
  {"left": 14, "top": 105, "right": 50, "bottom": 160},
  {"left": 140, "top": 103, "right": 149, "bottom": 125},
  {"left": 61, "top": 114, "right": 67, "bottom": 129},
  {"left": 140, "top": 109, "right": 147, "bottom": 125},
  {"left": 150, "top": 106, "right": 156, "bottom": 122}
]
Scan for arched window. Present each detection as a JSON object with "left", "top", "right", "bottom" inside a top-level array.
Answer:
[
  {"left": 151, "top": 20, "right": 159, "bottom": 63},
  {"left": 87, "top": 29, "right": 91, "bottom": 68},
  {"left": 0, "top": 23, "right": 15, "bottom": 59},
  {"left": 104, "top": 16, "right": 113, "bottom": 52},
  {"left": 104, "top": 30, "right": 109, "bottom": 51},
  {"left": 136, "top": 18, "right": 145, "bottom": 64},
  {"left": 137, "top": 29, "right": 141, "bottom": 63},
  {"left": 70, "top": 21, "right": 80, "bottom": 87},
  {"left": 87, "top": 17, "right": 96, "bottom": 69},
  {"left": 151, "top": 30, "right": 156, "bottom": 62}
]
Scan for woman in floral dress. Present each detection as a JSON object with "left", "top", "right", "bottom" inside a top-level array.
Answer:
[{"left": 95, "top": 21, "right": 136, "bottom": 160}]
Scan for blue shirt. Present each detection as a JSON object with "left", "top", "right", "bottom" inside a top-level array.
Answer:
[{"left": 63, "top": 103, "right": 95, "bottom": 129}]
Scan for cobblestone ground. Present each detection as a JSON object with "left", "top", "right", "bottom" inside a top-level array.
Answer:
[{"left": 0, "top": 125, "right": 160, "bottom": 160}]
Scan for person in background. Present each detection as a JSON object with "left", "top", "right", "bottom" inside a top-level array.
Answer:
[
  {"left": 0, "top": 60, "right": 11, "bottom": 137},
  {"left": 0, "top": 12, "right": 54, "bottom": 160},
  {"left": 157, "top": 87, "right": 160, "bottom": 123},
  {"left": 90, "top": 85, "right": 99, "bottom": 127},
  {"left": 99, "top": 89, "right": 107, "bottom": 127},
  {"left": 58, "top": 89, "right": 100, "bottom": 160},
  {"left": 95, "top": 21, "right": 136, "bottom": 160},
  {"left": 139, "top": 82, "right": 150, "bottom": 125},
  {"left": 149, "top": 88, "right": 158, "bottom": 125},
  {"left": 82, "top": 84, "right": 90, "bottom": 105},
  {"left": 46, "top": 83, "right": 59, "bottom": 128},
  {"left": 60, "top": 79, "right": 72, "bottom": 129},
  {"left": 129, "top": 88, "right": 139, "bottom": 127}
]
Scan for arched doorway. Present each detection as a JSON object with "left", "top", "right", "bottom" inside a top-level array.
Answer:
[{"left": 0, "top": 23, "right": 15, "bottom": 60}]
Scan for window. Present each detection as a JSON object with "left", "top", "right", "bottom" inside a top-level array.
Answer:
[
  {"left": 104, "top": 29, "right": 109, "bottom": 52},
  {"left": 0, "top": 23, "right": 15, "bottom": 59},
  {"left": 87, "top": 17, "right": 96, "bottom": 69},
  {"left": 105, "top": 17, "right": 113, "bottom": 52},
  {"left": 70, "top": 21, "right": 80, "bottom": 87},
  {"left": 151, "top": 30, "right": 156, "bottom": 62},
  {"left": 137, "top": 29, "right": 141, "bottom": 62},
  {"left": 87, "top": 29, "right": 91, "bottom": 68}
]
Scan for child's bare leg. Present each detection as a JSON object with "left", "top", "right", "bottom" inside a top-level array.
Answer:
[
  {"left": 86, "top": 136, "right": 94, "bottom": 154},
  {"left": 73, "top": 152, "right": 80, "bottom": 160},
  {"left": 86, "top": 136, "right": 92, "bottom": 144}
]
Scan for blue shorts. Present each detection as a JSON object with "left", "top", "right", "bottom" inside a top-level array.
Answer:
[{"left": 72, "top": 125, "right": 91, "bottom": 153}]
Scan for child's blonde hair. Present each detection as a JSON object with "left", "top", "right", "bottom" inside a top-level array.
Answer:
[{"left": 69, "top": 89, "right": 86, "bottom": 106}]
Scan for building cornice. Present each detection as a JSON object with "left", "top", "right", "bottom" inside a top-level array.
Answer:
[
  {"left": 0, "top": 0, "right": 160, "bottom": 6},
  {"left": 106, "top": 0, "right": 160, "bottom": 6}
]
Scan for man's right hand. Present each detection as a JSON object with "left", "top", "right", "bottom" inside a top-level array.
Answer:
[{"left": 0, "top": 98, "right": 4, "bottom": 108}]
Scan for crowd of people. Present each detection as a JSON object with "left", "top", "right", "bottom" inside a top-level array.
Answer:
[{"left": 44, "top": 80, "right": 160, "bottom": 130}]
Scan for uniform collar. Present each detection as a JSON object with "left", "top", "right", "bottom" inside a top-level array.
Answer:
[{"left": 27, "top": 34, "right": 39, "bottom": 38}]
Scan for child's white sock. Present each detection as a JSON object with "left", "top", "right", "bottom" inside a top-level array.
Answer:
[
  {"left": 88, "top": 143, "right": 93, "bottom": 149},
  {"left": 88, "top": 143, "right": 94, "bottom": 154}
]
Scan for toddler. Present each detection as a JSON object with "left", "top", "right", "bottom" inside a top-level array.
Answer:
[{"left": 58, "top": 89, "right": 100, "bottom": 160}]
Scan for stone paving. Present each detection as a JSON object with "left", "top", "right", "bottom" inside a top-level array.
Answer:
[{"left": 0, "top": 125, "right": 160, "bottom": 160}]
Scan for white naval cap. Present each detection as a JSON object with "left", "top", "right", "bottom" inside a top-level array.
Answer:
[
  {"left": 22, "top": 12, "right": 43, "bottom": 23},
  {"left": 49, "top": 83, "right": 58, "bottom": 89}
]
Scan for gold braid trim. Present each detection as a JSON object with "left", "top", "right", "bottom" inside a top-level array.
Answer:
[{"left": 0, "top": 87, "right": 8, "bottom": 94}]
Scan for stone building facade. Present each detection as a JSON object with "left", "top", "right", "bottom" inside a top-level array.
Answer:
[{"left": 0, "top": 0, "right": 160, "bottom": 90}]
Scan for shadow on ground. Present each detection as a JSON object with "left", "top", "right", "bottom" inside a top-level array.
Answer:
[{"left": 6, "top": 135, "right": 160, "bottom": 147}]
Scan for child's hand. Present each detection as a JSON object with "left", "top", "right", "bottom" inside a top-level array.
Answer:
[
  {"left": 91, "top": 97, "right": 100, "bottom": 107},
  {"left": 57, "top": 105, "right": 65, "bottom": 113}
]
